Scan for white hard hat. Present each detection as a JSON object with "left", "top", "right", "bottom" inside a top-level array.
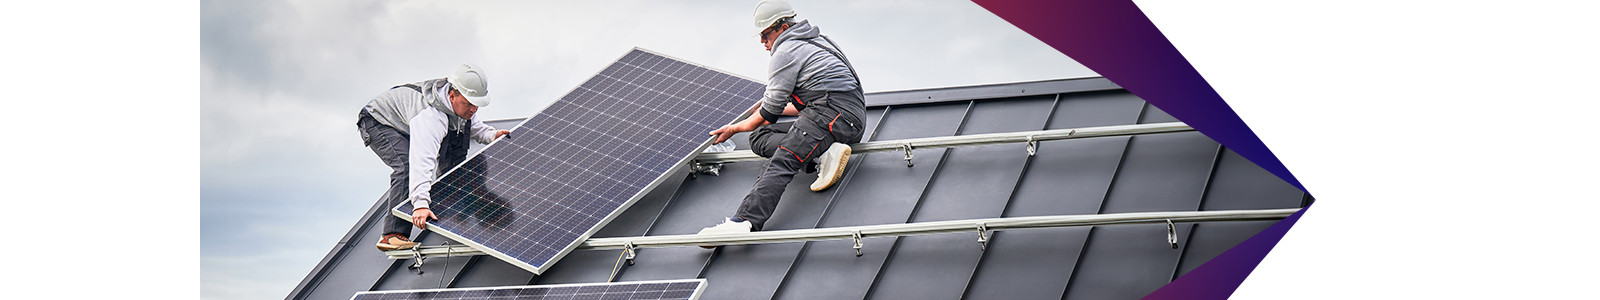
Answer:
[
  {"left": 753, "top": 0, "right": 797, "bottom": 33},
  {"left": 448, "top": 64, "right": 491, "bottom": 107}
]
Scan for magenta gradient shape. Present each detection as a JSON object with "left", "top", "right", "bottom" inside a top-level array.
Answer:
[{"left": 972, "top": 0, "right": 1311, "bottom": 299}]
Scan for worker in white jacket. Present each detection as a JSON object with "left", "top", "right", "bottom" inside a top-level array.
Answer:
[{"left": 357, "top": 64, "right": 509, "bottom": 251}]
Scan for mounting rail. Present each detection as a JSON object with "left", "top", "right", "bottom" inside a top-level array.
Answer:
[
  {"left": 386, "top": 208, "right": 1298, "bottom": 260},
  {"left": 692, "top": 121, "right": 1194, "bottom": 165}
]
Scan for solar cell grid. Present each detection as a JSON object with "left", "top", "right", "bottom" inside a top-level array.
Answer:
[
  {"left": 349, "top": 279, "right": 706, "bottom": 300},
  {"left": 394, "top": 48, "right": 762, "bottom": 274}
]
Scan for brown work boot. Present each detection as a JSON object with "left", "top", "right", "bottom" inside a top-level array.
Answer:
[{"left": 375, "top": 233, "right": 418, "bottom": 251}]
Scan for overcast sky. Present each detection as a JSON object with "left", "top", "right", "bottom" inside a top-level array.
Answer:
[{"left": 200, "top": 1, "right": 1092, "bottom": 299}]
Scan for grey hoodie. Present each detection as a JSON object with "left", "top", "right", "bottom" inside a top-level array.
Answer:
[
  {"left": 363, "top": 78, "right": 468, "bottom": 134},
  {"left": 759, "top": 20, "right": 859, "bottom": 122},
  {"left": 362, "top": 77, "right": 500, "bottom": 210}
]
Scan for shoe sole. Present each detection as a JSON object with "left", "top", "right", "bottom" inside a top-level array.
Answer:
[
  {"left": 811, "top": 145, "right": 851, "bottom": 191},
  {"left": 697, "top": 230, "right": 717, "bottom": 249},
  {"left": 697, "top": 227, "right": 750, "bottom": 249},
  {"left": 375, "top": 242, "right": 417, "bottom": 251}
]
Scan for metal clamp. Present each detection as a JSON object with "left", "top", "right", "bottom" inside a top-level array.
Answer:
[
  {"left": 976, "top": 223, "right": 990, "bottom": 251},
  {"left": 407, "top": 247, "right": 426, "bottom": 274},
  {"left": 1025, "top": 136, "right": 1038, "bottom": 157},
  {"left": 623, "top": 242, "right": 638, "bottom": 266},
  {"left": 1166, "top": 219, "right": 1178, "bottom": 249},
  {"left": 852, "top": 231, "right": 864, "bottom": 257},
  {"left": 901, "top": 144, "right": 915, "bottom": 167},
  {"left": 689, "top": 162, "right": 721, "bottom": 179}
]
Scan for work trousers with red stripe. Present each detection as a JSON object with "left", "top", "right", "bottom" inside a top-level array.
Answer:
[{"left": 735, "top": 92, "right": 865, "bottom": 231}]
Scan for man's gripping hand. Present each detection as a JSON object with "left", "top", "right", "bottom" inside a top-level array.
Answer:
[
  {"left": 710, "top": 123, "right": 747, "bottom": 144},
  {"left": 412, "top": 208, "right": 438, "bottom": 230}
]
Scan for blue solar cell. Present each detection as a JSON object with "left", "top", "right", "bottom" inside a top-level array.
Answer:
[
  {"left": 350, "top": 279, "right": 706, "bottom": 300},
  {"left": 393, "top": 49, "right": 762, "bottom": 274}
]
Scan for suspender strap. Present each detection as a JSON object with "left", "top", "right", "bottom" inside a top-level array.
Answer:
[
  {"left": 799, "top": 35, "right": 861, "bottom": 88},
  {"left": 395, "top": 83, "right": 425, "bottom": 93},
  {"left": 393, "top": 82, "right": 467, "bottom": 132}
]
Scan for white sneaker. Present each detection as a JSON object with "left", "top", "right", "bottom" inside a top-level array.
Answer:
[
  {"left": 697, "top": 217, "right": 752, "bottom": 249},
  {"left": 697, "top": 217, "right": 752, "bottom": 235},
  {"left": 811, "top": 143, "right": 852, "bottom": 191}
]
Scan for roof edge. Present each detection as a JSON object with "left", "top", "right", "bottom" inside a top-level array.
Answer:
[
  {"left": 484, "top": 77, "right": 1121, "bottom": 124},
  {"left": 287, "top": 193, "right": 393, "bottom": 300},
  {"left": 865, "top": 76, "right": 1120, "bottom": 107}
]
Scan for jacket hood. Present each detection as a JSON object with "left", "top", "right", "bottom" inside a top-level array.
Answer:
[
  {"left": 770, "top": 20, "right": 820, "bottom": 55},
  {"left": 421, "top": 78, "right": 468, "bottom": 129}
]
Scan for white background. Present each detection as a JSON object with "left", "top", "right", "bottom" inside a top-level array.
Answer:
[
  {"left": 1137, "top": 0, "right": 1600, "bottom": 298},
  {"left": 5, "top": 0, "right": 1598, "bottom": 299}
]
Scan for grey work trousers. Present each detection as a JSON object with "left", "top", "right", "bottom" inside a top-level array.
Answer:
[
  {"left": 734, "top": 91, "right": 866, "bottom": 231},
  {"left": 357, "top": 109, "right": 469, "bottom": 237}
]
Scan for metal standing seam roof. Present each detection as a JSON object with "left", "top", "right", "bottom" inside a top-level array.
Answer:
[{"left": 290, "top": 77, "right": 1308, "bottom": 300}]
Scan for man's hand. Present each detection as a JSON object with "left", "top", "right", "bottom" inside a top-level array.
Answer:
[
  {"left": 710, "top": 115, "right": 773, "bottom": 144},
  {"left": 494, "top": 130, "right": 510, "bottom": 140},
  {"left": 412, "top": 208, "right": 438, "bottom": 230},
  {"left": 709, "top": 124, "right": 744, "bottom": 144}
]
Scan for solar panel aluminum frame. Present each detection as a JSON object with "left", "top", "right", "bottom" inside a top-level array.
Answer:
[
  {"left": 389, "top": 47, "right": 762, "bottom": 275},
  {"left": 348, "top": 278, "right": 709, "bottom": 300}
]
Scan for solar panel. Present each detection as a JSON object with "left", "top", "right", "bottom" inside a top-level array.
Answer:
[
  {"left": 349, "top": 279, "right": 707, "bottom": 300},
  {"left": 392, "top": 48, "right": 762, "bottom": 274}
]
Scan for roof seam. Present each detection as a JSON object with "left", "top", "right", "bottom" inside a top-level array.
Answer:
[
  {"left": 1169, "top": 144, "right": 1228, "bottom": 281},
  {"left": 960, "top": 93, "right": 1062, "bottom": 299},
  {"left": 863, "top": 100, "right": 974, "bottom": 299},
  {"left": 770, "top": 107, "right": 891, "bottom": 300},
  {"left": 602, "top": 169, "right": 695, "bottom": 284},
  {"left": 1059, "top": 101, "right": 1149, "bottom": 298}
]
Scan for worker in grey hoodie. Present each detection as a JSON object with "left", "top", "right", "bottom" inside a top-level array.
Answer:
[
  {"left": 358, "top": 64, "right": 509, "bottom": 251},
  {"left": 702, "top": 0, "right": 867, "bottom": 235}
]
